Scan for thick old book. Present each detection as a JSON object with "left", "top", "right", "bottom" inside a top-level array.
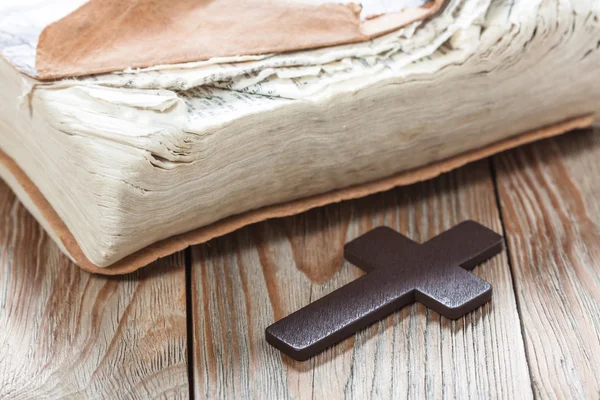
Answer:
[{"left": 0, "top": 0, "right": 599, "bottom": 274}]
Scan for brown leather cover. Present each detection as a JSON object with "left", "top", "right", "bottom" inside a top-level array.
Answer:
[
  {"left": 0, "top": 115, "right": 593, "bottom": 275},
  {"left": 35, "top": 0, "right": 445, "bottom": 80}
]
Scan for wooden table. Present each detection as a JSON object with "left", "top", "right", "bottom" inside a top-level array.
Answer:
[{"left": 1, "top": 127, "right": 598, "bottom": 399}]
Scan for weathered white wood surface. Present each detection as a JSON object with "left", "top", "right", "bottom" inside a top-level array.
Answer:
[
  {"left": 190, "top": 160, "right": 532, "bottom": 399},
  {"left": 494, "top": 128, "right": 600, "bottom": 399},
  {"left": 0, "top": 183, "right": 189, "bottom": 399}
]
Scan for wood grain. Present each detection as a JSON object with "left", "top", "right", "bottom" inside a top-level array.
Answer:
[
  {"left": 0, "top": 183, "right": 189, "bottom": 399},
  {"left": 4, "top": 128, "right": 597, "bottom": 399},
  {"left": 494, "top": 128, "right": 600, "bottom": 399},
  {"left": 190, "top": 160, "right": 532, "bottom": 399}
]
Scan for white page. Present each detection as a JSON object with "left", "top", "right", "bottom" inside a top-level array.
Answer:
[
  {"left": 0, "top": 0, "right": 87, "bottom": 75},
  {"left": 302, "top": 0, "right": 429, "bottom": 18}
]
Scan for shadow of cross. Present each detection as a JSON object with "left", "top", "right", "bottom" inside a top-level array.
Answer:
[{"left": 266, "top": 220, "right": 504, "bottom": 361}]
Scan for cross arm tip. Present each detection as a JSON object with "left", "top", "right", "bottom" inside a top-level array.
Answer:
[{"left": 265, "top": 325, "right": 313, "bottom": 361}]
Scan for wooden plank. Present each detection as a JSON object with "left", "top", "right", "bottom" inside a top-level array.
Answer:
[
  {"left": 0, "top": 183, "right": 189, "bottom": 399},
  {"left": 493, "top": 128, "right": 600, "bottom": 399},
  {"left": 190, "top": 159, "right": 532, "bottom": 399}
]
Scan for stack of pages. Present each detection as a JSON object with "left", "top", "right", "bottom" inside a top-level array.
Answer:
[{"left": 1, "top": 0, "right": 599, "bottom": 274}]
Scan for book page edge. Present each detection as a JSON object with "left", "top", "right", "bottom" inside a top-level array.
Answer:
[{"left": 0, "top": 114, "right": 593, "bottom": 275}]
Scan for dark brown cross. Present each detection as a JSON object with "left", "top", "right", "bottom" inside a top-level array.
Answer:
[{"left": 265, "top": 220, "right": 503, "bottom": 361}]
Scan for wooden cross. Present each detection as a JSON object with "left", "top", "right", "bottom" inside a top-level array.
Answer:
[{"left": 266, "top": 220, "right": 504, "bottom": 361}]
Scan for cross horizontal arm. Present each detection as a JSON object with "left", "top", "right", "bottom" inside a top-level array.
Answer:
[
  {"left": 416, "top": 265, "right": 492, "bottom": 319},
  {"left": 344, "top": 226, "right": 420, "bottom": 272}
]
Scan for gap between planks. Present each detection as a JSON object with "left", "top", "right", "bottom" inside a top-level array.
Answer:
[
  {"left": 185, "top": 246, "right": 196, "bottom": 400},
  {"left": 488, "top": 158, "right": 537, "bottom": 396}
]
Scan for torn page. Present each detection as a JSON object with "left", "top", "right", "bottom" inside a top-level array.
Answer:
[
  {"left": 0, "top": 0, "right": 439, "bottom": 79},
  {"left": 303, "top": 0, "right": 429, "bottom": 18}
]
